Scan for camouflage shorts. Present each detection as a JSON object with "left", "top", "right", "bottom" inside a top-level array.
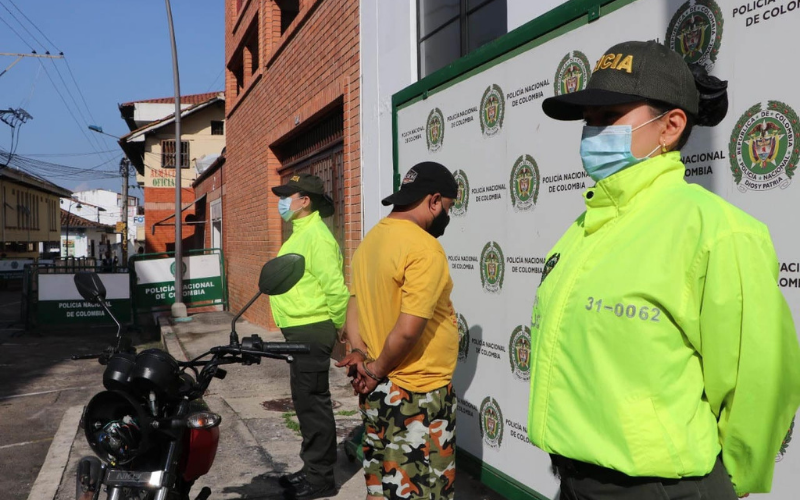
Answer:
[{"left": 360, "top": 379, "right": 456, "bottom": 499}]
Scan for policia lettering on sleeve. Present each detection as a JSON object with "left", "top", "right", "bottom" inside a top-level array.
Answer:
[{"left": 528, "top": 40, "right": 800, "bottom": 500}]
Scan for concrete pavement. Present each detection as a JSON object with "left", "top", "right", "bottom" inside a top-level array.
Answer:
[{"left": 37, "top": 309, "right": 503, "bottom": 499}]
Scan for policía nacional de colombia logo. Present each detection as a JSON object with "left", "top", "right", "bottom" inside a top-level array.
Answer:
[
  {"left": 169, "top": 261, "right": 187, "bottom": 278},
  {"left": 479, "top": 84, "right": 505, "bottom": 137},
  {"left": 509, "top": 325, "right": 532, "bottom": 381},
  {"left": 540, "top": 253, "right": 560, "bottom": 286},
  {"left": 480, "top": 241, "right": 505, "bottom": 293},
  {"left": 457, "top": 313, "right": 470, "bottom": 362},
  {"left": 777, "top": 417, "right": 795, "bottom": 462},
  {"left": 728, "top": 101, "right": 798, "bottom": 192},
  {"left": 426, "top": 107, "right": 445, "bottom": 152},
  {"left": 479, "top": 397, "right": 504, "bottom": 448},
  {"left": 509, "top": 155, "right": 541, "bottom": 212},
  {"left": 554, "top": 51, "right": 591, "bottom": 96},
  {"left": 665, "top": 0, "right": 723, "bottom": 70},
  {"left": 452, "top": 170, "right": 470, "bottom": 217}
]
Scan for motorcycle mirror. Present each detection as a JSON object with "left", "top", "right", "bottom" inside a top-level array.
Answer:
[
  {"left": 74, "top": 272, "right": 107, "bottom": 303},
  {"left": 258, "top": 254, "right": 305, "bottom": 296}
]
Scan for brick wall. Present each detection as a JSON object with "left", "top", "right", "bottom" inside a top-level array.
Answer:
[
  {"left": 193, "top": 167, "right": 224, "bottom": 249},
  {"left": 224, "top": 0, "right": 360, "bottom": 329},
  {"left": 144, "top": 187, "right": 196, "bottom": 253}
]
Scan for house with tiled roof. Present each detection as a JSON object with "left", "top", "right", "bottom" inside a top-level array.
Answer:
[
  {"left": 116, "top": 92, "right": 225, "bottom": 253},
  {"left": 59, "top": 208, "right": 115, "bottom": 259},
  {"left": 0, "top": 166, "right": 72, "bottom": 258}
]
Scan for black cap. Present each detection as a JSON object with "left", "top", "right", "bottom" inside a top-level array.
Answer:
[
  {"left": 271, "top": 173, "right": 325, "bottom": 197},
  {"left": 272, "top": 173, "right": 335, "bottom": 217},
  {"left": 382, "top": 161, "right": 458, "bottom": 207},
  {"left": 542, "top": 41, "right": 699, "bottom": 121}
]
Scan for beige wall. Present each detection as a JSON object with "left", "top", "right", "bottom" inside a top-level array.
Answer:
[
  {"left": 143, "top": 104, "right": 226, "bottom": 189},
  {"left": 0, "top": 180, "right": 62, "bottom": 254}
]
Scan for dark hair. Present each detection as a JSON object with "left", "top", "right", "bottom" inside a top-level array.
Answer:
[
  {"left": 298, "top": 191, "right": 320, "bottom": 212},
  {"left": 299, "top": 191, "right": 335, "bottom": 218},
  {"left": 648, "top": 63, "right": 728, "bottom": 151}
]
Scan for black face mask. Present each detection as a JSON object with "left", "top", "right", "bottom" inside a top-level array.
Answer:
[{"left": 427, "top": 207, "right": 450, "bottom": 238}]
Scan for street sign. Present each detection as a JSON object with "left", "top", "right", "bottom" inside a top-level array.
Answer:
[
  {"left": 133, "top": 253, "right": 224, "bottom": 309},
  {"left": 37, "top": 273, "right": 131, "bottom": 324},
  {"left": 115, "top": 222, "right": 126, "bottom": 233}
]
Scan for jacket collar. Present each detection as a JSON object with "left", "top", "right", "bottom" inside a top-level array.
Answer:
[
  {"left": 291, "top": 210, "right": 321, "bottom": 232},
  {"left": 582, "top": 152, "right": 685, "bottom": 234}
]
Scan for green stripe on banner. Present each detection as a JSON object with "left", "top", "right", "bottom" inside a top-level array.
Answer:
[
  {"left": 456, "top": 447, "right": 551, "bottom": 500},
  {"left": 38, "top": 300, "right": 131, "bottom": 325},
  {"left": 134, "top": 277, "right": 224, "bottom": 309}
]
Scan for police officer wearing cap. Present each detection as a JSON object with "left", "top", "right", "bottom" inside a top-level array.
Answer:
[
  {"left": 269, "top": 173, "right": 348, "bottom": 499},
  {"left": 528, "top": 40, "right": 800, "bottom": 499}
]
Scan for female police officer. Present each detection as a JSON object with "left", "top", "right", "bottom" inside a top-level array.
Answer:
[
  {"left": 528, "top": 40, "right": 800, "bottom": 499},
  {"left": 270, "top": 173, "right": 349, "bottom": 499}
]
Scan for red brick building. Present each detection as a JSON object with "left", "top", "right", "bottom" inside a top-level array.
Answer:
[
  {"left": 118, "top": 93, "right": 226, "bottom": 254},
  {"left": 219, "top": 0, "right": 360, "bottom": 326}
]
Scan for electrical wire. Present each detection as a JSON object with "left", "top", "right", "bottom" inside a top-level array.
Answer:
[
  {"left": 0, "top": 11, "right": 34, "bottom": 51},
  {"left": 18, "top": 63, "right": 42, "bottom": 108},
  {"left": 37, "top": 60, "right": 112, "bottom": 165},
  {"left": 47, "top": 59, "right": 113, "bottom": 164},
  {"left": 22, "top": 149, "right": 120, "bottom": 157},
  {"left": 6, "top": 0, "right": 61, "bottom": 52},
  {"left": 0, "top": 0, "right": 46, "bottom": 51}
]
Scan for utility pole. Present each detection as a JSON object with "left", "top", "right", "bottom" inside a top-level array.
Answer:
[
  {"left": 165, "top": 0, "right": 188, "bottom": 320},
  {"left": 119, "top": 158, "right": 130, "bottom": 266},
  {"left": 0, "top": 52, "right": 63, "bottom": 79}
]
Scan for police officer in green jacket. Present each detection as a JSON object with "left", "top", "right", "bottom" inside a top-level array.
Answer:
[
  {"left": 270, "top": 173, "right": 349, "bottom": 500},
  {"left": 529, "top": 41, "right": 800, "bottom": 499}
]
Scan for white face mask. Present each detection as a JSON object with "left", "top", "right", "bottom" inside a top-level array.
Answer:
[
  {"left": 277, "top": 197, "right": 297, "bottom": 222},
  {"left": 579, "top": 112, "right": 667, "bottom": 182}
]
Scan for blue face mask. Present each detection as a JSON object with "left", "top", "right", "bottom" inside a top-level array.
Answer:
[
  {"left": 579, "top": 112, "right": 666, "bottom": 182},
  {"left": 277, "top": 197, "right": 296, "bottom": 222}
]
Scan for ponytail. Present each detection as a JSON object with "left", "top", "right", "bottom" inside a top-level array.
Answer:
[{"left": 688, "top": 63, "right": 728, "bottom": 127}]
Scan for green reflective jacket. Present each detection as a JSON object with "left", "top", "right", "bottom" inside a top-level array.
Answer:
[
  {"left": 528, "top": 152, "right": 800, "bottom": 495},
  {"left": 269, "top": 211, "right": 349, "bottom": 329}
]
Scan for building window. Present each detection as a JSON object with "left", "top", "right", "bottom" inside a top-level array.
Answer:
[
  {"left": 211, "top": 120, "right": 225, "bottom": 136},
  {"left": 277, "top": 0, "right": 299, "bottom": 35},
  {"left": 161, "top": 140, "right": 190, "bottom": 169},
  {"left": 418, "top": 0, "right": 507, "bottom": 78},
  {"left": 245, "top": 23, "right": 260, "bottom": 76},
  {"left": 228, "top": 57, "right": 244, "bottom": 96}
]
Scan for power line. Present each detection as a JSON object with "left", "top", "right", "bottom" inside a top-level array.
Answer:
[
  {"left": 6, "top": 0, "right": 61, "bottom": 52},
  {"left": 47, "top": 59, "right": 111, "bottom": 162},
  {"left": 0, "top": 0, "right": 46, "bottom": 51},
  {"left": 0, "top": 12, "right": 34, "bottom": 52},
  {"left": 37, "top": 60, "right": 111, "bottom": 162},
  {"left": 22, "top": 149, "right": 120, "bottom": 157}
]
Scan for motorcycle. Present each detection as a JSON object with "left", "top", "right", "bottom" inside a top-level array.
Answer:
[{"left": 72, "top": 254, "right": 310, "bottom": 500}]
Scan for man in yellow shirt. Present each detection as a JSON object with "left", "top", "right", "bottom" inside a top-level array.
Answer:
[{"left": 338, "top": 161, "right": 459, "bottom": 500}]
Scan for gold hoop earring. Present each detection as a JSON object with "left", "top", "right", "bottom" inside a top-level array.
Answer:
[{"left": 661, "top": 140, "right": 668, "bottom": 154}]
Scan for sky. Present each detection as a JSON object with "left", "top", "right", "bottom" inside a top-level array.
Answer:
[{"left": 0, "top": 0, "right": 225, "bottom": 201}]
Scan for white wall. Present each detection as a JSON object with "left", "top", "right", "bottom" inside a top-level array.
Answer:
[
  {"left": 360, "top": 0, "right": 418, "bottom": 233},
  {"left": 360, "top": 0, "right": 570, "bottom": 234}
]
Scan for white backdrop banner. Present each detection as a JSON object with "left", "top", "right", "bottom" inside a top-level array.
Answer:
[{"left": 395, "top": 0, "right": 799, "bottom": 498}]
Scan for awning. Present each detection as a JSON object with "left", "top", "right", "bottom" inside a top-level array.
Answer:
[{"left": 151, "top": 194, "right": 207, "bottom": 235}]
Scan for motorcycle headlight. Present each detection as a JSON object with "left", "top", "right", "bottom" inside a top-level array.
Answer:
[
  {"left": 84, "top": 391, "right": 150, "bottom": 466},
  {"left": 186, "top": 412, "right": 221, "bottom": 429}
]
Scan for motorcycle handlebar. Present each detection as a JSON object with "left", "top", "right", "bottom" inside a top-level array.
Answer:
[
  {"left": 71, "top": 353, "right": 103, "bottom": 360},
  {"left": 260, "top": 342, "right": 310, "bottom": 355}
]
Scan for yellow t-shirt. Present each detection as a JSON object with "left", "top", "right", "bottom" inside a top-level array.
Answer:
[{"left": 351, "top": 217, "right": 458, "bottom": 393}]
